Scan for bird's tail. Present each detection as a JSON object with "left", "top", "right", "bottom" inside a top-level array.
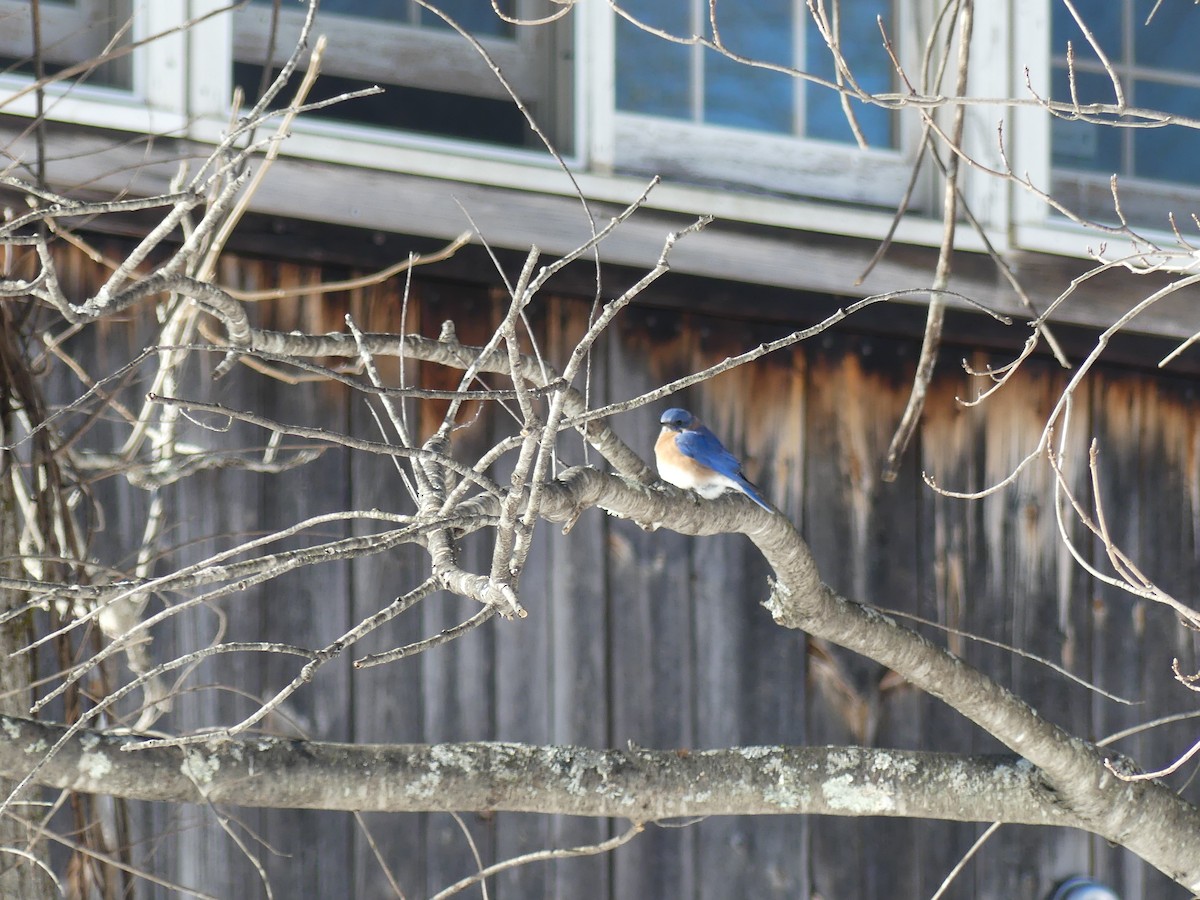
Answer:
[{"left": 737, "top": 476, "right": 773, "bottom": 513}]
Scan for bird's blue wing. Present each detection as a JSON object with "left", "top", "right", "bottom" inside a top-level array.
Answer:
[
  {"left": 675, "top": 426, "right": 744, "bottom": 479},
  {"left": 676, "top": 426, "right": 772, "bottom": 511}
]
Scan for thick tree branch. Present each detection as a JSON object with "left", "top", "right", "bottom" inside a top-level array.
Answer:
[
  {"left": 531, "top": 468, "right": 1200, "bottom": 890},
  {"left": 0, "top": 714, "right": 1070, "bottom": 826}
]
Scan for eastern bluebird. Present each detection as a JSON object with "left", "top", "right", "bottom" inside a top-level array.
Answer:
[{"left": 654, "top": 408, "right": 772, "bottom": 512}]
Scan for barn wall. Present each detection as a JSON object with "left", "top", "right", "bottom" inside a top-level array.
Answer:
[{"left": 32, "top": 243, "right": 1200, "bottom": 900}]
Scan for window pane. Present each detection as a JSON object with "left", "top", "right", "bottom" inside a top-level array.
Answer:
[
  {"left": 1051, "top": 64, "right": 1122, "bottom": 112},
  {"left": 1132, "top": 80, "right": 1200, "bottom": 185},
  {"left": 804, "top": 0, "right": 894, "bottom": 146},
  {"left": 419, "top": 0, "right": 515, "bottom": 38},
  {"left": 1134, "top": 0, "right": 1200, "bottom": 76},
  {"left": 1050, "top": 0, "right": 1121, "bottom": 65},
  {"left": 703, "top": 0, "right": 792, "bottom": 132},
  {"left": 615, "top": 0, "right": 692, "bottom": 119},
  {"left": 249, "top": 0, "right": 515, "bottom": 37},
  {"left": 233, "top": 62, "right": 530, "bottom": 146},
  {"left": 1049, "top": 68, "right": 1124, "bottom": 174},
  {"left": 805, "top": 90, "right": 891, "bottom": 145},
  {"left": 318, "top": 0, "right": 406, "bottom": 18},
  {"left": 615, "top": 0, "right": 896, "bottom": 144},
  {"left": 250, "top": 0, "right": 407, "bottom": 22},
  {"left": 0, "top": 0, "right": 132, "bottom": 89},
  {"left": 1052, "top": 0, "right": 1200, "bottom": 187},
  {"left": 1050, "top": 117, "right": 1123, "bottom": 177},
  {"left": 704, "top": 51, "right": 792, "bottom": 132}
]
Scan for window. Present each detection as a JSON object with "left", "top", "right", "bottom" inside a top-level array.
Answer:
[
  {"left": 0, "top": 1, "right": 929, "bottom": 229},
  {"left": 616, "top": 0, "right": 894, "bottom": 144},
  {"left": 610, "top": 0, "right": 915, "bottom": 206},
  {"left": 1049, "top": 0, "right": 1200, "bottom": 226},
  {"left": 0, "top": 0, "right": 133, "bottom": 90},
  {"left": 231, "top": 0, "right": 572, "bottom": 151}
]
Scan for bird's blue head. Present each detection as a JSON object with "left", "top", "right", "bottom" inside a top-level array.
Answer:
[{"left": 660, "top": 408, "right": 694, "bottom": 431}]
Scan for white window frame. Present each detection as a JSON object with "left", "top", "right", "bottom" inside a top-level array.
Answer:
[
  {"left": 192, "top": 1, "right": 575, "bottom": 169},
  {"left": 1009, "top": 0, "right": 1200, "bottom": 256},
  {"left": 1, "top": 0, "right": 1017, "bottom": 255},
  {"left": 0, "top": 0, "right": 187, "bottom": 137}
]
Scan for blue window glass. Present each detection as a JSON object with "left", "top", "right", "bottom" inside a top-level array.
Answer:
[
  {"left": 1050, "top": 1, "right": 1121, "bottom": 67},
  {"left": 704, "top": 51, "right": 793, "bottom": 133},
  {"left": 250, "top": 0, "right": 514, "bottom": 38},
  {"left": 1132, "top": 81, "right": 1200, "bottom": 185},
  {"left": 418, "top": 0, "right": 515, "bottom": 38},
  {"left": 615, "top": 0, "right": 896, "bottom": 145},
  {"left": 804, "top": 0, "right": 892, "bottom": 145},
  {"left": 318, "top": 0, "right": 405, "bottom": 17},
  {"left": 1048, "top": 68, "right": 1124, "bottom": 175},
  {"left": 1133, "top": 0, "right": 1200, "bottom": 76},
  {"left": 615, "top": 0, "right": 692, "bottom": 119},
  {"left": 1051, "top": 0, "right": 1200, "bottom": 186},
  {"left": 704, "top": 0, "right": 793, "bottom": 133}
]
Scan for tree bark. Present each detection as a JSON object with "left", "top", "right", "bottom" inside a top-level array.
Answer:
[
  {"left": 541, "top": 467, "right": 1200, "bottom": 891},
  {"left": 0, "top": 713, "right": 1076, "bottom": 825}
]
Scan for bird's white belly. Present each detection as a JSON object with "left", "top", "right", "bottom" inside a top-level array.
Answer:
[{"left": 658, "top": 458, "right": 733, "bottom": 499}]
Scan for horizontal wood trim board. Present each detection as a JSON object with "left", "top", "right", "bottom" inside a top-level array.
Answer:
[{"left": 4, "top": 120, "right": 1199, "bottom": 343}]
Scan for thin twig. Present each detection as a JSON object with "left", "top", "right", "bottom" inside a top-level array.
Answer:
[{"left": 429, "top": 821, "right": 644, "bottom": 900}]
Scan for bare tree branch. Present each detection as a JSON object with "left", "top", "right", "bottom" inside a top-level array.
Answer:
[{"left": 0, "top": 714, "right": 1095, "bottom": 827}]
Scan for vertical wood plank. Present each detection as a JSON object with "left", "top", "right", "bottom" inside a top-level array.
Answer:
[
  {"left": 494, "top": 447, "right": 553, "bottom": 898},
  {"left": 804, "top": 335, "right": 923, "bottom": 899},
  {"left": 245, "top": 281, "right": 357, "bottom": 900},
  {"left": 918, "top": 344, "right": 996, "bottom": 900},
  {"left": 608, "top": 307, "right": 697, "bottom": 900},
  {"left": 975, "top": 354, "right": 1080, "bottom": 900},
  {"left": 1087, "top": 372, "right": 1152, "bottom": 900},
  {"left": 347, "top": 280, "right": 430, "bottom": 899},
  {"left": 692, "top": 326, "right": 807, "bottom": 900},
  {"left": 546, "top": 297, "right": 614, "bottom": 900},
  {"left": 700, "top": 333, "right": 806, "bottom": 900},
  {"left": 160, "top": 295, "right": 277, "bottom": 898},
  {"left": 418, "top": 287, "right": 500, "bottom": 897},
  {"left": 1118, "top": 373, "right": 1200, "bottom": 900}
]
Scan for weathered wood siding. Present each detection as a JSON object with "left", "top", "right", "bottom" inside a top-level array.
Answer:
[{"left": 34, "top": 243, "right": 1200, "bottom": 899}]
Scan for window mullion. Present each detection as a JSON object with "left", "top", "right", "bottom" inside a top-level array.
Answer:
[
  {"left": 692, "top": 0, "right": 704, "bottom": 124},
  {"left": 580, "top": 0, "right": 615, "bottom": 170},
  {"left": 186, "top": 0, "right": 233, "bottom": 129},
  {"left": 1010, "top": 0, "right": 1053, "bottom": 239},
  {"left": 959, "top": 0, "right": 1013, "bottom": 237},
  {"left": 794, "top": 0, "right": 805, "bottom": 137},
  {"left": 140, "top": 1, "right": 187, "bottom": 117},
  {"left": 1122, "top": 0, "right": 1134, "bottom": 179}
]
